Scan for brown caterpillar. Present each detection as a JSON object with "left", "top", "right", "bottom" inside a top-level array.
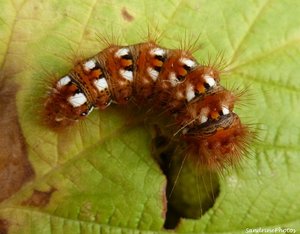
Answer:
[{"left": 42, "top": 41, "right": 253, "bottom": 170}]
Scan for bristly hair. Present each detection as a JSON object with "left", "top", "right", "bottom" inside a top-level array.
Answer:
[
  {"left": 136, "top": 21, "right": 166, "bottom": 45},
  {"left": 185, "top": 122, "right": 257, "bottom": 172},
  {"left": 61, "top": 44, "right": 87, "bottom": 67},
  {"left": 200, "top": 51, "right": 229, "bottom": 74},
  {"left": 177, "top": 31, "right": 203, "bottom": 54},
  {"left": 227, "top": 83, "right": 255, "bottom": 109},
  {"left": 96, "top": 27, "right": 123, "bottom": 48}
]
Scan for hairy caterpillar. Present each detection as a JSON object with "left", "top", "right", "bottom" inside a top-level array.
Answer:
[{"left": 42, "top": 40, "right": 253, "bottom": 170}]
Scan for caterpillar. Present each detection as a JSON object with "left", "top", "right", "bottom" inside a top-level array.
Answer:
[{"left": 43, "top": 40, "right": 253, "bottom": 170}]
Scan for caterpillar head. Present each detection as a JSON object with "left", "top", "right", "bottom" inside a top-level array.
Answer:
[{"left": 182, "top": 112, "right": 253, "bottom": 170}]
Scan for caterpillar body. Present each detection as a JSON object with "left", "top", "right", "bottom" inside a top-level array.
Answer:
[{"left": 43, "top": 41, "right": 253, "bottom": 169}]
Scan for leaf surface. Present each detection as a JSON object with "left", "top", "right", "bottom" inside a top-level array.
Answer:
[{"left": 0, "top": 0, "right": 299, "bottom": 233}]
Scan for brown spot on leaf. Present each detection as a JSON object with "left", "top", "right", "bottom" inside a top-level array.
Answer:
[
  {"left": 0, "top": 219, "right": 9, "bottom": 234},
  {"left": 121, "top": 7, "right": 134, "bottom": 22},
  {"left": 0, "top": 75, "right": 34, "bottom": 202},
  {"left": 22, "top": 187, "right": 56, "bottom": 207}
]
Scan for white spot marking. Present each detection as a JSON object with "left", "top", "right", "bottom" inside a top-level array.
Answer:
[
  {"left": 199, "top": 107, "right": 209, "bottom": 124},
  {"left": 68, "top": 93, "right": 87, "bottom": 107},
  {"left": 94, "top": 78, "right": 108, "bottom": 91},
  {"left": 169, "top": 72, "right": 179, "bottom": 87},
  {"left": 55, "top": 116, "right": 64, "bottom": 122},
  {"left": 83, "top": 59, "right": 96, "bottom": 70},
  {"left": 115, "top": 48, "right": 129, "bottom": 58},
  {"left": 204, "top": 74, "right": 216, "bottom": 87},
  {"left": 186, "top": 84, "right": 195, "bottom": 102},
  {"left": 150, "top": 48, "right": 166, "bottom": 57},
  {"left": 147, "top": 67, "right": 159, "bottom": 81},
  {"left": 200, "top": 115, "right": 208, "bottom": 124},
  {"left": 180, "top": 58, "right": 196, "bottom": 68},
  {"left": 57, "top": 76, "right": 71, "bottom": 88},
  {"left": 182, "top": 128, "right": 188, "bottom": 134},
  {"left": 222, "top": 106, "right": 230, "bottom": 115},
  {"left": 120, "top": 69, "right": 133, "bottom": 82}
]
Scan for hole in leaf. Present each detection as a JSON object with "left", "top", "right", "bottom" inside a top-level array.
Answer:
[{"left": 151, "top": 126, "right": 220, "bottom": 229}]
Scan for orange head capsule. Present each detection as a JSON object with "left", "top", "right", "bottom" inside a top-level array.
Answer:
[{"left": 182, "top": 112, "right": 252, "bottom": 170}]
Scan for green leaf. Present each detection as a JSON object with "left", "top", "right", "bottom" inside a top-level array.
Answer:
[{"left": 0, "top": 0, "right": 300, "bottom": 234}]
